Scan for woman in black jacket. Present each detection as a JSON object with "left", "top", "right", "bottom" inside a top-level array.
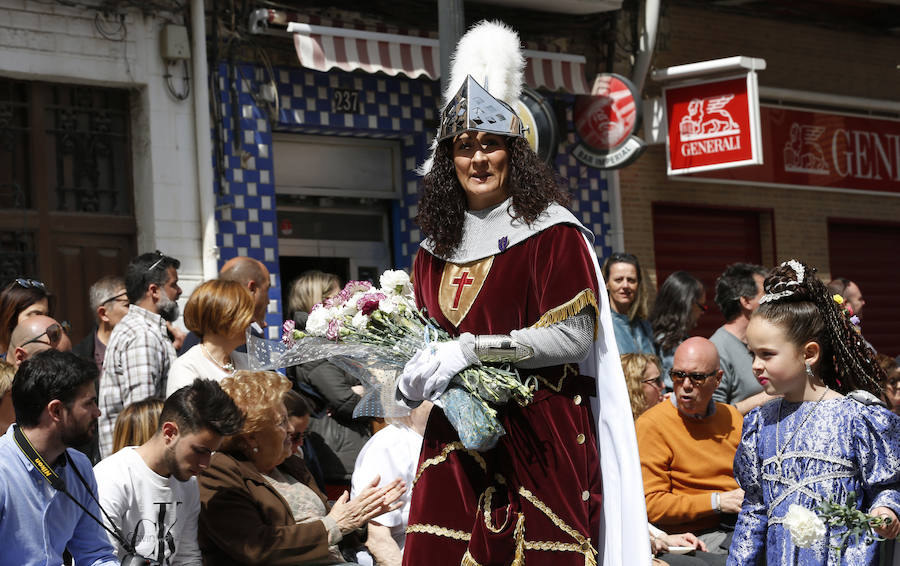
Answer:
[{"left": 286, "top": 270, "right": 373, "bottom": 489}]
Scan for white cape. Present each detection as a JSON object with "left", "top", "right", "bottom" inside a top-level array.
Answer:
[{"left": 580, "top": 233, "right": 652, "bottom": 566}]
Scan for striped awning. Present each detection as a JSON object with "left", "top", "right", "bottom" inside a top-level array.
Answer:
[{"left": 287, "top": 23, "right": 590, "bottom": 94}]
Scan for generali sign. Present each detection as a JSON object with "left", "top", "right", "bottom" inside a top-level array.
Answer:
[
  {"left": 692, "top": 106, "right": 900, "bottom": 194},
  {"left": 664, "top": 73, "right": 763, "bottom": 175}
]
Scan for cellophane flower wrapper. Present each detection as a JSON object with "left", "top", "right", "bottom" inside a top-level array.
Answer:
[{"left": 247, "top": 270, "right": 533, "bottom": 449}]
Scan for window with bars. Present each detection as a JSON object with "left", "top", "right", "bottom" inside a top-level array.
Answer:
[
  {"left": 0, "top": 77, "right": 136, "bottom": 336},
  {"left": 0, "top": 79, "right": 132, "bottom": 216}
]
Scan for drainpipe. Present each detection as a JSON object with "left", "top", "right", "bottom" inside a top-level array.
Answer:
[
  {"left": 631, "top": 0, "right": 660, "bottom": 95},
  {"left": 606, "top": 170, "right": 625, "bottom": 253},
  {"left": 438, "top": 0, "right": 465, "bottom": 94},
  {"left": 605, "top": 0, "right": 660, "bottom": 256},
  {"left": 192, "top": 0, "right": 218, "bottom": 279}
]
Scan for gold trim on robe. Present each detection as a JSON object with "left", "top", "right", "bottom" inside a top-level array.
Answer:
[{"left": 531, "top": 289, "right": 599, "bottom": 340}]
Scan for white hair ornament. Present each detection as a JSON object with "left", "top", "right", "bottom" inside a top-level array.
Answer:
[{"left": 758, "top": 259, "right": 806, "bottom": 304}]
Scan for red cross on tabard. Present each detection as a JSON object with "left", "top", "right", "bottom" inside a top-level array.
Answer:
[{"left": 451, "top": 271, "right": 475, "bottom": 310}]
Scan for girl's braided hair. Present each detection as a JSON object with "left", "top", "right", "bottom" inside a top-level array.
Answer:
[{"left": 754, "top": 260, "right": 884, "bottom": 396}]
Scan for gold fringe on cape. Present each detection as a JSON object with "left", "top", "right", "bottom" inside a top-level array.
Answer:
[{"left": 532, "top": 289, "right": 599, "bottom": 340}]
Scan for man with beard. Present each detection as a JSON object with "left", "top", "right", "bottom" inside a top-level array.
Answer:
[
  {"left": 94, "top": 379, "right": 243, "bottom": 565},
  {"left": 0, "top": 350, "right": 118, "bottom": 566},
  {"left": 99, "top": 251, "right": 182, "bottom": 457}
]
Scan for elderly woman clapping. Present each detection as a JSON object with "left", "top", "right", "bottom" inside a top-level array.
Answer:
[{"left": 198, "top": 370, "right": 405, "bottom": 565}]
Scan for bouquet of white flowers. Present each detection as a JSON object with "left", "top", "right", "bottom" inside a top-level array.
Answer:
[{"left": 249, "top": 270, "right": 533, "bottom": 451}]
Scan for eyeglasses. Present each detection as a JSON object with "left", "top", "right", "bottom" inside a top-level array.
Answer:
[
  {"left": 289, "top": 432, "right": 305, "bottom": 444},
  {"left": 887, "top": 379, "right": 900, "bottom": 389},
  {"left": 15, "top": 278, "right": 46, "bottom": 291},
  {"left": 695, "top": 301, "right": 709, "bottom": 312},
  {"left": 641, "top": 376, "right": 664, "bottom": 389},
  {"left": 19, "top": 321, "right": 71, "bottom": 348},
  {"left": 100, "top": 291, "right": 128, "bottom": 306},
  {"left": 670, "top": 370, "right": 718, "bottom": 387}
]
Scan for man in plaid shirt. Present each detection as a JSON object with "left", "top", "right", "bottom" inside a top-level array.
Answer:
[{"left": 98, "top": 251, "right": 182, "bottom": 457}]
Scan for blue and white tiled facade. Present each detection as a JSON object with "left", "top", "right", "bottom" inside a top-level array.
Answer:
[{"left": 212, "top": 62, "right": 612, "bottom": 337}]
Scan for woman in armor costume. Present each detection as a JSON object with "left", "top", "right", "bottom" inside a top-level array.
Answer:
[{"left": 397, "top": 21, "right": 648, "bottom": 566}]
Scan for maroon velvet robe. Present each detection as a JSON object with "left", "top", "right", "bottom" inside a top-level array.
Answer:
[{"left": 402, "top": 224, "right": 603, "bottom": 566}]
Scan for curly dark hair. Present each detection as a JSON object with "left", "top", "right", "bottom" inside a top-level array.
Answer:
[
  {"left": 416, "top": 136, "right": 570, "bottom": 258},
  {"left": 753, "top": 260, "right": 884, "bottom": 396}
]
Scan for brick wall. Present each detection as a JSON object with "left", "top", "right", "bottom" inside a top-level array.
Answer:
[{"left": 619, "top": 4, "right": 900, "bottom": 282}]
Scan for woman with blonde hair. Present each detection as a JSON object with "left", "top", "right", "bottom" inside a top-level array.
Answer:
[
  {"left": 0, "top": 359, "right": 15, "bottom": 433},
  {"left": 198, "top": 370, "right": 405, "bottom": 565},
  {"left": 288, "top": 270, "right": 341, "bottom": 315},
  {"left": 166, "top": 279, "right": 255, "bottom": 395},
  {"left": 111, "top": 397, "right": 164, "bottom": 454},
  {"left": 620, "top": 353, "right": 665, "bottom": 421}
]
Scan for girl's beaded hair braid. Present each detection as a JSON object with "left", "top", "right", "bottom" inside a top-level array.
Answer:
[{"left": 755, "top": 259, "right": 884, "bottom": 396}]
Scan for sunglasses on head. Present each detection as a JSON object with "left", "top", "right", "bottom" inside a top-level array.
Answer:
[
  {"left": 20, "top": 321, "right": 71, "bottom": 349},
  {"left": 146, "top": 250, "right": 168, "bottom": 272},
  {"left": 15, "top": 278, "right": 46, "bottom": 291},
  {"left": 669, "top": 370, "right": 717, "bottom": 386},
  {"left": 608, "top": 252, "right": 638, "bottom": 263}
]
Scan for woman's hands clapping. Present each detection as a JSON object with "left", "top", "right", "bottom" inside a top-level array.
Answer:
[{"left": 327, "top": 475, "right": 407, "bottom": 535}]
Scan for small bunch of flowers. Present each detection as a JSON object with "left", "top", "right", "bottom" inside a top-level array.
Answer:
[
  {"left": 785, "top": 492, "right": 893, "bottom": 551},
  {"left": 784, "top": 504, "right": 827, "bottom": 548},
  {"left": 281, "top": 269, "right": 532, "bottom": 451},
  {"left": 832, "top": 294, "right": 861, "bottom": 330}
]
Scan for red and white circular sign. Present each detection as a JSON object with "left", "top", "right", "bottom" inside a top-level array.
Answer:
[{"left": 574, "top": 74, "right": 639, "bottom": 152}]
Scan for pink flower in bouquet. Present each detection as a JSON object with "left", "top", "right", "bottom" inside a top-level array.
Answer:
[
  {"left": 358, "top": 292, "right": 387, "bottom": 316},
  {"left": 338, "top": 280, "right": 373, "bottom": 304},
  {"left": 282, "top": 319, "right": 296, "bottom": 347},
  {"left": 326, "top": 318, "right": 342, "bottom": 341}
]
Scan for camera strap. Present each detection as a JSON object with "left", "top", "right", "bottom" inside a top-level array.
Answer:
[{"left": 12, "top": 424, "right": 139, "bottom": 555}]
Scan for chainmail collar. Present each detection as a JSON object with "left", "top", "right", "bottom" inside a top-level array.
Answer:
[{"left": 419, "top": 198, "right": 594, "bottom": 263}]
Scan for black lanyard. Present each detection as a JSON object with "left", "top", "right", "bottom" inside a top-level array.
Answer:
[{"left": 12, "top": 424, "right": 140, "bottom": 556}]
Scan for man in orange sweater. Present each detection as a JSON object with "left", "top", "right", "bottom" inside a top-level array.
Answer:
[{"left": 636, "top": 337, "right": 744, "bottom": 555}]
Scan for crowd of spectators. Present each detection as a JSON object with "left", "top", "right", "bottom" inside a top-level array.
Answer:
[{"left": 0, "top": 251, "right": 895, "bottom": 566}]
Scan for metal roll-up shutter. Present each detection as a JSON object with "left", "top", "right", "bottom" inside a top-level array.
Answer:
[
  {"left": 828, "top": 220, "right": 900, "bottom": 355},
  {"left": 652, "top": 203, "right": 765, "bottom": 340}
]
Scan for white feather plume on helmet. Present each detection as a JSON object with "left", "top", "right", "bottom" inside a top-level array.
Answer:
[
  {"left": 443, "top": 20, "right": 525, "bottom": 108},
  {"left": 417, "top": 20, "right": 526, "bottom": 175}
]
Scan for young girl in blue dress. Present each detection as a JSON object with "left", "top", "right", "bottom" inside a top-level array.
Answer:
[{"left": 728, "top": 259, "right": 900, "bottom": 565}]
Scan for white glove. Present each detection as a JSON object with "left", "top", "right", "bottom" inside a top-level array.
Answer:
[{"left": 399, "top": 335, "right": 475, "bottom": 402}]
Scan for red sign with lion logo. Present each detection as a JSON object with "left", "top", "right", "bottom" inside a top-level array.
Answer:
[{"left": 664, "top": 73, "right": 762, "bottom": 175}]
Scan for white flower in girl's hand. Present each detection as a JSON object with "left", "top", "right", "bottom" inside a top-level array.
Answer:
[{"left": 785, "top": 504, "right": 827, "bottom": 548}]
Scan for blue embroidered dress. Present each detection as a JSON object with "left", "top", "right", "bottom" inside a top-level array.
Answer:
[{"left": 728, "top": 397, "right": 900, "bottom": 566}]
